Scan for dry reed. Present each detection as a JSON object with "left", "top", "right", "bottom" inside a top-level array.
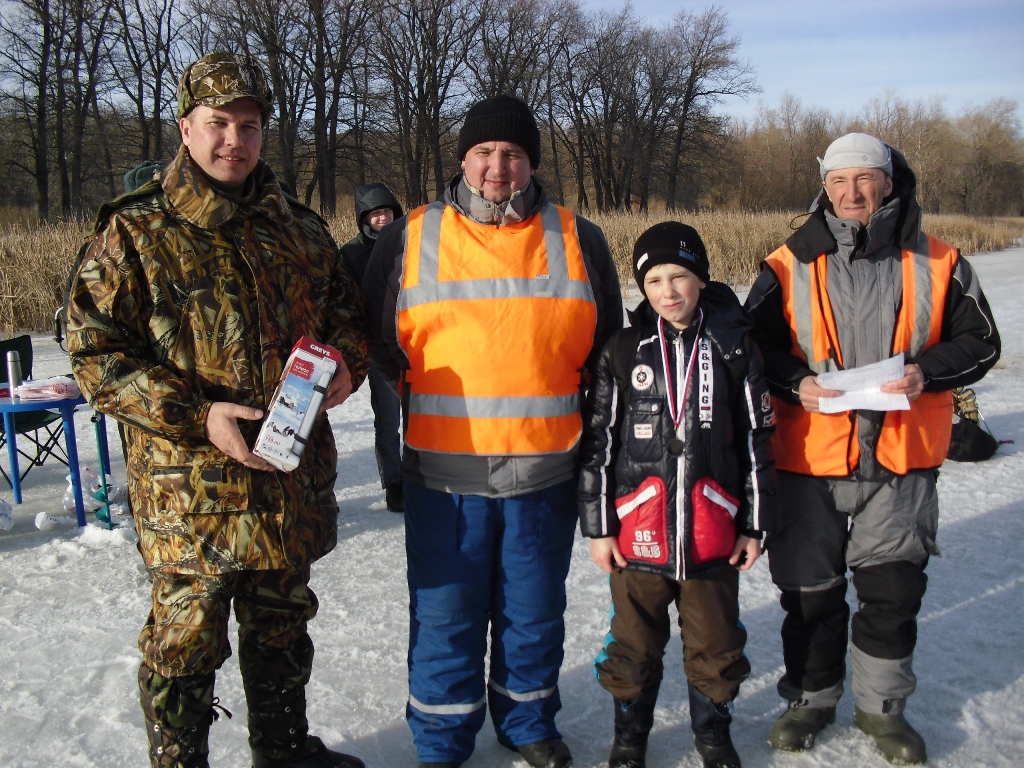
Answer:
[
  {"left": 0, "top": 218, "right": 89, "bottom": 335},
  {"left": 1, "top": 210, "right": 1020, "bottom": 333}
]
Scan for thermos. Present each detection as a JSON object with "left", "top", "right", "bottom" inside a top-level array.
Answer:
[{"left": 6, "top": 350, "right": 21, "bottom": 397}]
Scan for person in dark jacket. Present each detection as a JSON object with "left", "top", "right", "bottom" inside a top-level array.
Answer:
[
  {"left": 340, "top": 183, "right": 405, "bottom": 510},
  {"left": 578, "top": 222, "right": 776, "bottom": 768},
  {"left": 745, "top": 133, "right": 1000, "bottom": 765}
]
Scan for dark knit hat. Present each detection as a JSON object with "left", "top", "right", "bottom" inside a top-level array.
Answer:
[
  {"left": 632, "top": 221, "right": 710, "bottom": 292},
  {"left": 457, "top": 95, "right": 541, "bottom": 169}
]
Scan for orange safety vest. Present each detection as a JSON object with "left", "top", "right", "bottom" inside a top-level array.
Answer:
[
  {"left": 397, "top": 200, "right": 598, "bottom": 455},
  {"left": 765, "top": 233, "right": 958, "bottom": 476}
]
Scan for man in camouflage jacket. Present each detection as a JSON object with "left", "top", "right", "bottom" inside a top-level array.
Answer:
[{"left": 67, "top": 53, "right": 368, "bottom": 768}]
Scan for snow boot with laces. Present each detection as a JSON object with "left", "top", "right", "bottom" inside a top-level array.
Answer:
[
  {"left": 688, "top": 682, "right": 741, "bottom": 768},
  {"left": 139, "top": 665, "right": 221, "bottom": 768},
  {"left": 241, "top": 634, "right": 364, "bottom": 768},
  {"left": 608, "top": 684, "right": 659, "bottom": 768}
]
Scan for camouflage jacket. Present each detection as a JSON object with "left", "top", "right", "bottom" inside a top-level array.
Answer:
[{"left": 67, "top": 146, "right": 369, "bottom": 575}]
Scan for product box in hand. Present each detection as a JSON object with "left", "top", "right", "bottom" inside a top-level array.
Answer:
[{"left": 254, "top": 336, "right": 340, "bottom": 472}]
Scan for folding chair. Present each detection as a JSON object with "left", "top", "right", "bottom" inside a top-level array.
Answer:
[{"left": 0, "top": 335, "right": 68, "bottom": 486}]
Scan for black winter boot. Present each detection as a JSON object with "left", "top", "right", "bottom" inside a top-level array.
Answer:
[
  {"left": 251, "top": 736, "right": 364, "bottom": 767},
  {"left": 241, "top": 634, "right": 365, "bottom": 768},
  {"left": 138, "top": 664, "right": 219, "bottom": 768},
  {"left": 502, "top": 738, "right": 572, "bottom": 768},
  {"left": 609, "top": 684, "right": 659, "bottom": 768},
  {"left": 688, "top": 682, "right": 741, "bottom": 768},
  {"left": 519, "top": 739, "right": 573, "bottom": 768}
]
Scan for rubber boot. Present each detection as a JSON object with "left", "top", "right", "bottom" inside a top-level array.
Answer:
[
  {"left": 854, "top": 709, "right": 927, "bottom": 765},
  {"left": 767, "top": 701, "right": 836, "bottom": 752},
  {"left": 503, "top": 738, "right": 572, "bottom": 768},
  {"left": 241, "top": 634, "right": 364, "bottom": 768},
  {"left": 688, "top": 682, "right": 741, "bottom": 768},
  {"left": 609, "top": 684, "right": 659, "bottom": 768},
  {"left": 138, "top": 664, "right": 217, "bottom": 768}
]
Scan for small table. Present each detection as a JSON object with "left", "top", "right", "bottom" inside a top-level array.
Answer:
[{"left": 0, "top": 396, "right": 110, "bottom": 527}]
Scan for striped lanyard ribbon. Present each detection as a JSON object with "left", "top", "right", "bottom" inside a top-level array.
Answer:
[{"left": 658, "top": 308, "right": 704, "bottom": 431}]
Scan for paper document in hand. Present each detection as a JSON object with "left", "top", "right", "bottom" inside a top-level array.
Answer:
[{"left": 816, "top": 353, "right": 911, "bottom": 413}]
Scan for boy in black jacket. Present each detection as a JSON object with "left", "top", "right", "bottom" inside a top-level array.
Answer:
[{"left": 578, "top": 222, "right": 776, "bottom": 768}]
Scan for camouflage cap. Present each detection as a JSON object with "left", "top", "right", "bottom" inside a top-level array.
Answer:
[{"left": 177, "top": 52, "right": 273, "bottom": 121}]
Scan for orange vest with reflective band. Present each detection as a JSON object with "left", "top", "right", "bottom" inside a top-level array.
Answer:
[
  {"left": 397, "top": 200, "right": 598, "bottom": 455},
  {"left": 765, "top": 233, "right": 958, "bottom": 476}
]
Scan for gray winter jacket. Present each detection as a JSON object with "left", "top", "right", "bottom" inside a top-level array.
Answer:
[{"left": 745, "top": 148, "right": 1000, "bottom": 479}]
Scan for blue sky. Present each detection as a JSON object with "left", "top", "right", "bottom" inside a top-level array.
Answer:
[{"left": 582, "top": 0, "right": 1024, "bottom": 123}]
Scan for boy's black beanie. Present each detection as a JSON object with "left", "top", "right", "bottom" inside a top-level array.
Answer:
[
  {"left": 457, "top": 95, "right": 541, "bottom": 169},
  {"left": 632, "top": 221, "right": 711, "bottom": 291}
]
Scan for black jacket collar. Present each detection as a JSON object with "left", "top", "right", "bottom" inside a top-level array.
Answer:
[{"left": 628, "top": 282, "right": 753, "bottom": 361}]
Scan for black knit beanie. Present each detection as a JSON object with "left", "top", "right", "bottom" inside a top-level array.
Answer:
[
  {"left": 632, "top": 221, "right": 710, "bottom": 292},
  {"left": 457, "top": 95, "right": 541, "bottom": 169}
]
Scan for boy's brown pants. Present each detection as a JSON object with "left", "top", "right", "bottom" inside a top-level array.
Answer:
[{"left": 596, "top": 567, "right": 750, "bottom": 704}]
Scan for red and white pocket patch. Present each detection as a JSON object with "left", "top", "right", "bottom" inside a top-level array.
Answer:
[
  {"left": 690, "top": 478, "right": 739, "bottom": 565},
  {"left": 615, "top": 477, "right": 670, "bottom": 566}
]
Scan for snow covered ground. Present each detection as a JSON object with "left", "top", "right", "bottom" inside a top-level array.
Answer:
[{"left": 1, "top": 248, "right": 1023, "bottom": 767}]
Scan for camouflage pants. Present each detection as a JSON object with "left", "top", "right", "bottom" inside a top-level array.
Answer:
[
  {"left": 138, "top": 568, "right": 320, "bottom": 766},
  {"left": 140, "top": 567, "right": 318, "bottom": 679}
]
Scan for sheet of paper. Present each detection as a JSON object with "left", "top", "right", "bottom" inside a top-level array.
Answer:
[{"left": 816, "top": 353, "right": 911, "bottom": 413}]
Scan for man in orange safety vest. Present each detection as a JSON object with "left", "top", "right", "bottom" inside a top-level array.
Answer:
[
  {"left": 745, "top": 133, "right": 1000, "bottom": 765},
  {"left": 362, "top": 94, "right": 623, "bottom": 768}
]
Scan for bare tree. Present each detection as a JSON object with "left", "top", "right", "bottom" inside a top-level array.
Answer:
[
  {"left": 47, "top": 0, "right": 117, "bottom": 215},
  {"left": 664, "top": 6, "right": 757, "bottom": 211},
  {"left": 0, "top": 0, "right": 56, "bottom": 218},
  {"left": 547, "top": 1, "right": 594, "bottom": 209},
  {"left": 111, "top": 0, "right": 183, "bottom": 162},
  {"left": 467, "top": 0, "right": 581, "bottom": 204},
  {"left": 374, "top": 0, "right": 483, "bottom": 205}
]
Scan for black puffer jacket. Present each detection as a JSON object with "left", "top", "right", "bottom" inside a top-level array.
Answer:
[
  {"left": 578, "top": 283, "right": 776, "bottom": 580},
  {"left": 340, "top": 183, "right": 403, "bottom": 284}
]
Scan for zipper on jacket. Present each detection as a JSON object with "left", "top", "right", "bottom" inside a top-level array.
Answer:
[
  {"left": 674, "top": 334, "right": 687, "bottom": 581},
  {"left": 890, "top": 295, "right": 904, "bottom": 357},
  {"left": 676, "top": 454, "right": 686, "bottom": 580}
]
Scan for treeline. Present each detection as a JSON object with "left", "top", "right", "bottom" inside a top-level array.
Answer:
[
  {"left": 722, "top": 92, "right": 1024, "bottom": 216},
  {"left": 0, "top": 0, "right": 1021, "bottom": 221}
]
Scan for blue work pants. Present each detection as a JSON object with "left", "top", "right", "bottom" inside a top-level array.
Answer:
[{"left": 404, "top": 480, "right": 577, "bottom": 763}]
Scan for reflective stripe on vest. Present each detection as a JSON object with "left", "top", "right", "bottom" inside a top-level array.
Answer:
[
  {"left": 765, "top": 233, "right": 957, "bottom": 475},
  {"left": 397, "top": 200, "right": 598, "bottom": 455}
]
